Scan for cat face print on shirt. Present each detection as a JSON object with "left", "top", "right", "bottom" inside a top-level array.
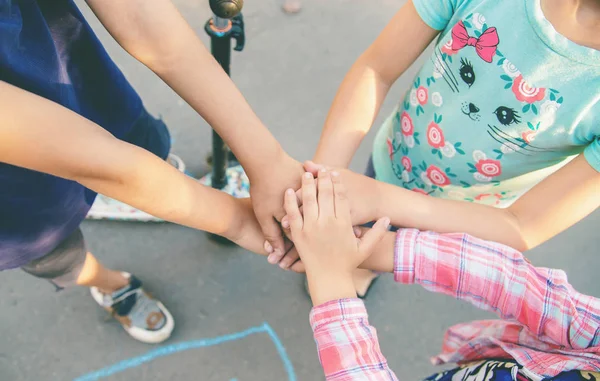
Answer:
[
  {"left": 389, "top": 12, "right": 565, "bottom": 202},
  {"left": 436, "top": 19, "right": 563, "bottom": 156}
]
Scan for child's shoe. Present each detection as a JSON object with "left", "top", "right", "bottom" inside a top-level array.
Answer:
[{"left": 90, "top": 272, "right": 174, "bottom": 344}]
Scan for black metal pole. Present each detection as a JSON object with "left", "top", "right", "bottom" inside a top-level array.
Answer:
[
  {"left": 207, "top": 27, "right": 232, "bottom": 190},
  {"left": 205, "top": 1, "right": 245, "bottom": 191},
  {"left": 205, "top": 0, "right": 245, "bottom": 243}
]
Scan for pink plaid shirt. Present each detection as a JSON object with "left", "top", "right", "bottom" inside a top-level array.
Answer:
[{"left": 309, "top": 229, "right": 600, "bottom": 381}]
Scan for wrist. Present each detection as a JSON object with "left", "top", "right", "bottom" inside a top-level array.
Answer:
[
  {"left": 370, "top": 178, "right": 385, "bottom": 222},
  {"left": 350, "top": 173, "right": 383, "bottom": 224},
  {"left": 359, "top": 231, "right": 396, "bottom": 273},
  {"left": 241, "top": 137, "right": 286, "bottom": 178},
  {"left": 312, "top": 148, "right": 351, "bottom": 169},
  {"left": 306, "top": 270, "right": 357, "bottom": 306},
  {"left": 220, "top": 196, "right": 248, "bottom": 241}
]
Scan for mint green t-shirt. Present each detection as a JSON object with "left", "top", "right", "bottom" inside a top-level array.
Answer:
[{"left": 372, "top": 0, "right": 600, "bottom": 206}]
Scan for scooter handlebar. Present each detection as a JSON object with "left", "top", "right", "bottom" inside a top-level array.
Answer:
[{"left": 210, "top": 0, "right": 243, "bottom": 19}]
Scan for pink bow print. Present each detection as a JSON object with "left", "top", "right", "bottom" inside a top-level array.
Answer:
[{"left": 451, "top": 21, "right": 499, "bottom": 63}]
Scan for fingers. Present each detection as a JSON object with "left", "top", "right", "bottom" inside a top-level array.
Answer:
[
  {"left": 283, "top": 188, "right": 303, "bottom": 233},
  {"left": 331, "top": 171, "right": 351, "bottom": 222},
  {"left": 268, "top": 213, "right": 298, "bottom": 270},
  {"left": 258, "top": 214, "right": 286, "bottom": 264},
  {"left": 281, "top": 203, "right": 303, "bottom": 230},
  {"left": 282, "top": 221, "right": 293, "bottom": 241},
  {"left": 264, "top": 240, "right": 274, "bottom": 255},
  {"left": 317, "top": 169, "right": 335, "bottom": 218},
  {"left": 358, "top": 217, "right": 391, "bottom": 258},
  {"left": 278, "top": 246, "right": 300, "bottom": 270},
  {"left": 290, "top": 258, "right": 306, "bottom": 273},
  {"left": 303, "top": 160, "right": 325, "bottom": 176},
  {"left": 302, "top": 172, "right": 318, "bottom": 222},
  {"left": 281, "top": 215, "right": 290, "bottom": 230}
]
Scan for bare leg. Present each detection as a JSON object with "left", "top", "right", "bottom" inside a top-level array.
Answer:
[{"left": 76, "top": 252, "right": 129, "bottom": 294}]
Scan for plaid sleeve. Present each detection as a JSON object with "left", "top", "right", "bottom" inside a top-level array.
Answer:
[
  {"left": 310, "top": 299, "right": 399, "bottom": 381},
  {"left": 394, "top": 229, "right": 600, "bottom": 349}
]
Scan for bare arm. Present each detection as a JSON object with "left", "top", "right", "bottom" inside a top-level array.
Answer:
[
  {"left": 85, "top": 0, "right": 304, "bottom": 258},
  {"left": 304, "top": 0, "right": 599, "bottom": 253},
  {"left": 85, "top": 0, "right": 282, "bottom": 172},
  {"left": 0, "top": 82, "right": 266, "bottom": 254},
  {"left": 381, "top": 154, "right": 600, "bottom": 251},
  {"left": 303, "top": 153, "right": 600, "bottom": 252},
  {"left": 313, "top": 0, "right": 438, "bottom": 167}
]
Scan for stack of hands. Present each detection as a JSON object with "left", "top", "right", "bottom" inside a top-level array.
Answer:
[
  {"left": 281, "top": 168, "right": 390, "bottom": 305},
  {"left": 237, "top": 157, "right": 384, "bottom": 275},
  {"left": 236, "top": 156, "right": 392, "bottom": 306}
]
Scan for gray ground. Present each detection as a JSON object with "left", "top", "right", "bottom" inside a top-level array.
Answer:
[{"left": 1, "top": 1, "right": 599, "bottom": 380}]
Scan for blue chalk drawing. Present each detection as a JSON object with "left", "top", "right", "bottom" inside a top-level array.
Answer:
[{"left": 74, "top": 322, "right": 296, "bottom": 381}]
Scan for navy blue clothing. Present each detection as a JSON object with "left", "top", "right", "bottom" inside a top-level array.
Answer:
[
  {"left": 423, "top": 359, "right": 594, "bottom": 381},
  {"left": 0, "top": 0, "right": 166, "bottom": 269}
]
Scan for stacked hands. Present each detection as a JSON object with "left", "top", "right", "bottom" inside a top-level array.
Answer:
[
  {"left": 281, "top": 168, "right": 390, "bottom": 305},
  {"left": 235, "top": 158, "right": 391, "bottom": 305},
  {"left": 275, "top": 161, "right": 384, "bottom": 273}
]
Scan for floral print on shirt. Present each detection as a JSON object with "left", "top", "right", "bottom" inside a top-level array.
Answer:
[{"left": 387, "top": 11, "right": 565, "bottom": 204}]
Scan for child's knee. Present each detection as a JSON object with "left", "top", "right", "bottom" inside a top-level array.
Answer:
[{"left": 21, "top": 228, "right": 87, "bottom": 290}]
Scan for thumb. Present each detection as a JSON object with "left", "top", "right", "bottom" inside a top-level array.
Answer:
[
  {"left": 358, "top": 217, "right": 390, "bottom": 257},
  {"left": 303, "top": 160, "right": 325, "bottom": 176},
  {"left": 257, "top": 213, "right": 285, "bottom": 265}
]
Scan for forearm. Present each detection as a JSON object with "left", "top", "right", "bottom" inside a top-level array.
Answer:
[
  {"left": 93, "top": 158, "right": 267, "bottom": 254},
  {"left": 313, "top": 58, "right": 392, "bottom": 167},
  {"left": 76, "top": 141, "right": 267, "bottom": 253},
  {"left": 154, "top": 46, "right": 283, "bottom": 174},
  {"left": 82, "top": 144, "right": 240, "bottom": 236},
  {"left": 87, "top": 0, "right": 284, "bottom": 174},
  {"left": 313, "top": 1, "right": 438, "bottom": 168},
  {"left": 360, "top": 230, "right": 396, "bottom": 273},
  {"left": 376, "top": 181, "right": 526, "bottom": 251},
  {"left": 393, "top": 229, "right": 600, "bottom": 349},
  {"left": 371, "top": 153, "right": 600, "bottom": 252},
  {"left": 335, "top": 170, "right": 526, "bottom": 251},
  {"left": 0, "top": 82, "right": 248, "bottom": 245}
]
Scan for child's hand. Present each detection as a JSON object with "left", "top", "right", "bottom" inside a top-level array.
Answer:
[
  {"left": 282, "top": 162, "right": 382, "bottom": 230},
  {"left": 276, "top": 163, "right": 385, "bottom": 271},
  {"left": 226, "top": 198, "right": 305, "bottom": 273},
  {"left": 284, "top": 170, "right": 389, "bottom": 305},
  {"left": 249, "top": 154, "right": 305, "bottom": 265}
]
